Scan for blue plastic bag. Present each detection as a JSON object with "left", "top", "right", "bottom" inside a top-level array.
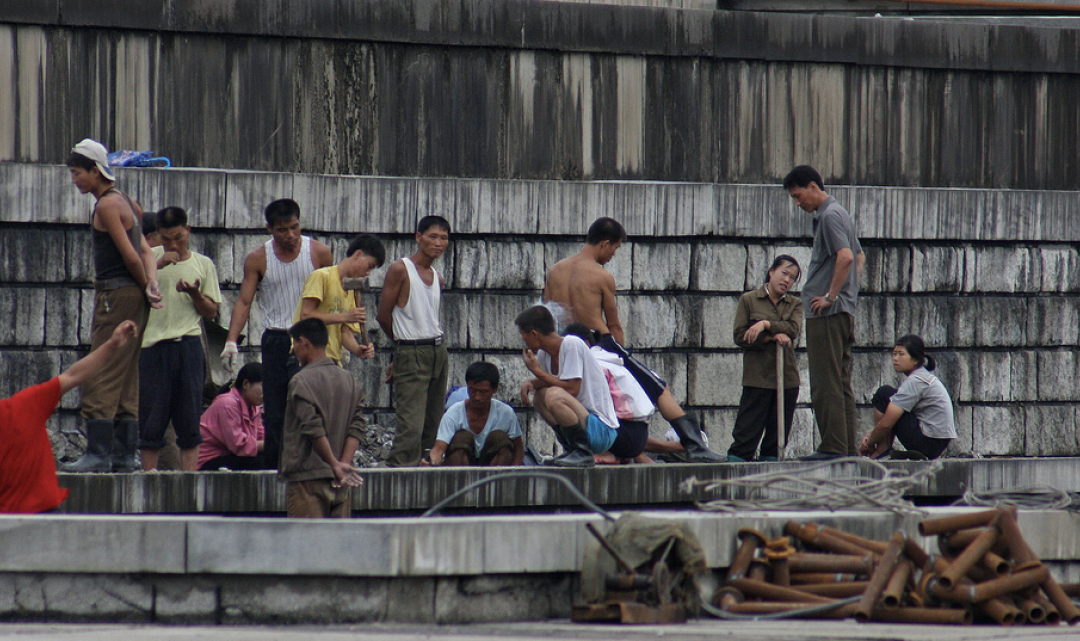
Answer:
[{"left": 107, "top": 150, "right": 171, "bottom": 168}]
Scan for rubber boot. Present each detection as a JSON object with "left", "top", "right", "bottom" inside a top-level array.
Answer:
[
  {"left": 548, "top": 424, "right": 595, "bottom": 468},
  {"left": 111, "top": 419, "right": 140, "bottom": 472},
  {"left": 60, "top": 419, "right": 114, "bottom": 472},
  {"left": 669, "top": 415, "right": 724, "bottom": 463}
]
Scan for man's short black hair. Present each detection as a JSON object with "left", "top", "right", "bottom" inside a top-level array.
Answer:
[
  {"left": 346, "top": 234, "right": 386, "bottom": 266},
  {"left": 417, "top": 215, "right": 451, "bottom": 235},
  {"left": 265, "top": 199, "right": 301, "bottom": 226},
  {"left": 142, "top": 211, "right": 158, "bottom": 235},
  {"left": 156, "top": 206, "right": 188, "bottom": 229},
  {"left": 464, "top": 361, "right": 500, "bottom": 388},
  {"left": 289, "top": 317, "right": 329, "bottom": 348},
  {"left": 66, "top": 152, "right": 97, "bottom": 173},
  {"left": 515, "top": 305, "right": 556, "bottom": 336},
  {"left": 782, "top": 165, "right": 825, "bottom": 191},
  {"left": 561, "top": 322, "right": 599, "bottom": 346},
  {"left": 586, "top": 217, "right": 627, "bottom": 245}
]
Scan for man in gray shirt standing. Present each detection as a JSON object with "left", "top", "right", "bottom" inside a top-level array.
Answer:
[{"left": 783, "top": 166, "right": 865, "bottom": 460}]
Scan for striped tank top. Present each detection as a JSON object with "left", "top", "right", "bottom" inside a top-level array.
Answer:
[{"left": 261, "top": 235, "right": 314, "bottom": 330}]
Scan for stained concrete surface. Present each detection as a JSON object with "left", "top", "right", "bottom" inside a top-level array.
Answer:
[{"left": 0, "top": 620, "right": 1078, "bottom": 641}]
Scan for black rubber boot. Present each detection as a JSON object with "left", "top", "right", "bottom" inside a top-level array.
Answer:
[
  {"left": 111, "top": 419, "right": 140, "bottom": 472},
  {"left": 548, "top": 424, "right": 595, "bottom": 468},
  {"left": 669, "top": 415, "right": 725, "bottom": 463},
  {"left": 60, "top": 419, "right": 114, "bottom": 472}
]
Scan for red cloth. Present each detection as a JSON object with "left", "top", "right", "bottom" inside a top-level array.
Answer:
[
  {"left": 198, "top": 387, "right": 264, "bottom": 469},
  {"left": 0, "top": 377, "right": 69, "bottom": 513}
]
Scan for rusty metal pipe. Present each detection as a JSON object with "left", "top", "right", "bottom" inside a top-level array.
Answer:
[
  {"left": 932, "top": 565, "right": 1050, "bottom": 604},
  {"left": 1032, "top": 591, "right": 1061, "bottom": 625},
  {"left": 978, "top": 596, "right": 1021, "bottom": 626},
  {"left": 871, "top": 606, "right": 973, "bottom": 625},
  {"left": 903, "top": 538, "right": 931, "bottom": 571},
  {"left": 919, "top": 508, "right": 1006, "bottom": 537},
  {"left": 794, "top": 581, "right": 870, "bottom": 598},
  {"left": 997, "top": 509, "right": 1038, "bottom": 566},
  {"left": 772, "top": 558, "right": 791, "bottom": 587},
  {"left": 730, "top": 578, "right": 836, "bottom": 604},
  {"left": 785, "top": 522, "right": 876, "bottom": 556},
  {"left": 939, "top": 527, "right": 1003, "bottom": 555},
  {"left": 1040, "top": 574, "right": 1080, "bottom": 625},
  {"left": 790, "top": 572, "right": 856, "bottom": 585},
  {"left": 748, "top": 560, "right": 769, "bottom": 582},
  {"left": 854, "top": 532, "right": 905, "bottom": 622},
  {"left": 1019, "top": 596, "right": 1047, "bottom": 624},
  {"left": 818, "top": 525, "right": 888, "bottom": 555},
  {"left": 881, "top": 560, "right": 913, "bottom": 608},
  {"left": 724, "top": 602, "right": 860, "bottom": 618},
  {"left": 980, "top": 550, "right": 1012, "bottom": 576},
  {"left": 938, "top": 517, "right": 1000, "bottom": 589},
  {"left": 788, "top": 553, "right": 874, "bottom": 575},
  {"left": 715, "top": 586, "right": 744, "bottom": 609},
  {"left": 1062, "top": 582, "right": 1080, "bottom": 597},
  {"left": 727, "top": 528, "right": 767, "bottom": 581}
]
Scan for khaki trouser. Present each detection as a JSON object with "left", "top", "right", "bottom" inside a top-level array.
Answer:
[
  {"left": 81, "top": 286, "right": 149, "bottom": 420},
  {"left": 286, "top": 479, "right": 352, "bottom": 518},
  {"left": 386, "top": 343, "right": 449, "bottom": 467},
  {"left": 805, "top": 313, "right": 858, "bottom": 456}
]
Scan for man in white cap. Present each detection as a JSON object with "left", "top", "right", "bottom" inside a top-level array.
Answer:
[{"left": 62, "top": 138, "right": 163, "bottom": 473}]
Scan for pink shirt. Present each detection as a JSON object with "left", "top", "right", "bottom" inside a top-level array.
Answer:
[{"left": 198, "top": 387, "right": 264, "bottom": 469}]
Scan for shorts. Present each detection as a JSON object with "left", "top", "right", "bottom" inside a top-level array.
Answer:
[
  {"left": 584, "top": 414, "right": 619, "bottom": 454},
  {"left": 139, "top": 335, "right": 205, "bottom": 450}
]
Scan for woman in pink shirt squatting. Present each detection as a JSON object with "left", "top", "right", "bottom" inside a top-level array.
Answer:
[{"left": 199, "top": 363, "right": 266, "bottom": 470}]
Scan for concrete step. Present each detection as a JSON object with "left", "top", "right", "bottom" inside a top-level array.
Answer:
[{"left": 55, "top": 458, "right": 1080, "bottom": 515}]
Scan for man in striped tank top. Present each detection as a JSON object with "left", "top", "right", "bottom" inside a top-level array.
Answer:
[
  {"left": 377, "top": 216, "right": 451, "bottom": 467},
  {"left": 221, "top": 199, "right": 333, "bottom": 468}
]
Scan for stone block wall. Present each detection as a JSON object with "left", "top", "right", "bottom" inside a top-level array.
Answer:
[{"left": 2, "top": 162, "right": 1078, "bottom": 459}]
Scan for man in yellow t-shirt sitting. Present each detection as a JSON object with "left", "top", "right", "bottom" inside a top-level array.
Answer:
[{"left": 293, "top": 235, "right": 385, "bottom": 366}]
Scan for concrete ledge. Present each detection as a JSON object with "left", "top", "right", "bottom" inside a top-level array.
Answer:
[{"left": 54, "top": 458, "right": 1080, "bottom": 515}]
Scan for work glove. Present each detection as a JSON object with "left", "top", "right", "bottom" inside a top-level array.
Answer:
[{"left": 220, "top": 341, "right": 239, "bottom": 372}]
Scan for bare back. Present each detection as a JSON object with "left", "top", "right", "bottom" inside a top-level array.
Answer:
[{"left": 544, "top": 252, "right": 621, "bottom": 341}]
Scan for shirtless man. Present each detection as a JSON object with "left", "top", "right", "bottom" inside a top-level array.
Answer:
[
  {"left": 544, "top": 217, "right": 723, "bottom": 463},
  {"left": 221, "top": 199, "right": 334, "bottom": 468}
]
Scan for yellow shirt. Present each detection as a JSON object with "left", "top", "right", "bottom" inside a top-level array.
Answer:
[
  {"left": 142, "top": 247, "right": 222, "bottom": 348},
  {"left": 293, "top": 265, "right": 360, "bottom": 366}
]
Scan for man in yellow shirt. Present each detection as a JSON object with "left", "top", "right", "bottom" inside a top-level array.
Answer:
[{"left": 293, "top": 235, "right": 385, "bottom": 365}]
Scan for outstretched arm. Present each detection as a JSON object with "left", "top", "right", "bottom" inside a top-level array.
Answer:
[{"left": 58, "top": 321, "right": 139, "bottom": 394}]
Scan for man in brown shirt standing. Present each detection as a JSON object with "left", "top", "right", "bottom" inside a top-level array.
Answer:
[
  {"left": 544, "top": 217, "right": 722, "bottom": 462},
  {"left": 280, "top": 318, "right": 366, "bottom": 518}
]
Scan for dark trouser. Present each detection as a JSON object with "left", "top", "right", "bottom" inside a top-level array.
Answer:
[
  {"left": 446, "top": 430, "right": 514, "bottom": 466},
  {"left": 262, "top": 329, "right": 300, "bottom": 469},
  {"left": 387, "top": 343, "right": 449, "bottom": 467},
  {"left": 729, "top": 386, "right": 799, "bottom": 460},
  {"left": 286, "top": 479, "right": 351, "bottom": 518},
  {"left": 199, "top": 453, "right": 265, "bottom": 471},
  {"left": 806, "top": 313, "right": 857, "bottom": 456},
  {"left": 608, "top": 420, "right": 649, "bottom": 459},
  {"left": 871, "top": 386, "right": 950, "bottom": 460},
  {"left": 138, "top": 336, "right": 205, "bottom": 450},
  {"left": 82, "top": 285, "right": 149, "bottom": 420}
]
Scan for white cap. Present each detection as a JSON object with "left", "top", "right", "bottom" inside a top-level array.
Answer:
[{"left": 71, "top": 138, "right": 115, "bottom": 182}]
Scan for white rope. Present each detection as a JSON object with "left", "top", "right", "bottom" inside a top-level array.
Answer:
[{"left": 682, "top": 457, "right": 942, "bottom": 517}]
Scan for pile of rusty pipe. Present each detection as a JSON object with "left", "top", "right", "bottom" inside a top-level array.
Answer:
[
  {"left": 730, "top": 578, "right": 835, "bottom": 604},
  {"left": 788, "top": 553, "right": 874, "bottom": 575},
  {"left": 855, "top": 532, "right": 906, "bottom": 623},
  {"left": 785, "top": 521, "right": 876, "bottom": 557}
]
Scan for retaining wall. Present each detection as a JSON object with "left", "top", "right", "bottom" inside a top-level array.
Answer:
[
  {"left": 4, "top": 3, "right": 1080, "bottom": 188},
  {"left": 2, "top": 162, "right": 1079, "bottom": 460}
]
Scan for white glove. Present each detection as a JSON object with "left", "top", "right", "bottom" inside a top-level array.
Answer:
[{"left": 220, "top": 341, "right": 239, "bottom": 372}]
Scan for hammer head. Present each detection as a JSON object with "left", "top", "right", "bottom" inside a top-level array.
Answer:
[{"left": 342, "top": 277, "right": 367, "bottom": 291}]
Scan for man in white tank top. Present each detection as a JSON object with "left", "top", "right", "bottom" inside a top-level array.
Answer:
[
  {"left": 377, "top": 216, "right": 451, "bottom": 467},
  {"left": 221, "top": 199, "right": 333, "bottom": 468}
]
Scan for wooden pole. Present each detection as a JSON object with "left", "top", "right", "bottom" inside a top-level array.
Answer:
[{"left": 776, "top": 341, "right": 786, "bottom": 461}]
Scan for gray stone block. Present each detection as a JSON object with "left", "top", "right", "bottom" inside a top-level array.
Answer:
[
  {"left": 972, "top": 247, "right": 1042, "bottom": 293},
  {"left": 631, "top": 242, "right": 690, "bottom": 291},
  {"left": 357, "top": 177, "right": 423, "bottom": 234},
  {"left": 474, "top": 352, "right": 534, "bottom": 409},
  {"left": 385, "top": 577, "right": 435, "bottom": 623},
  {"left": 0, "top": 516, "right": 184, "bottom": 573},
  {"left": 788, "top": 407, "right": 819, "bottom": 457},
  {"left": 911, "top": 245, "right": 965, "bottom": 293},
  {"left": 745, "top": 244, "right": 813, "bottom": 294},
  {"left": 0, "top": 573, "right": 152, "bottom": 621},
  {"left": 0, "top": 350, "right": 62, "bottom": 399},
  {"left": 344, "top": 351, "right": 393, "bottom": 409},
  {"left": 1011, "top": 350, "right": 1039, "bottom": 403},
  {"left": 481, "top": 518, "right": 579, "bottom": 574},
  {"left": 620, "top": 295, "right": 677, "bottom": 349},
  {"left": 151, "top": 577, "right": 218, "bottom": 624},
  {"left": 223, "top": 169, "right": 296, "bottom": 230},
  {"left": 473, "top": 179, "right": 539, "bottom": 235},
  {"left": 1040, "top": 246, "right": 1080, "bottom": 293},
  {"left": 1, "top": 229, "right": 67, "bottom": 283},
  {"left": 65, "top": 228, "right": 96, "bottom": 284},
  {"left": 958, "top": 351, "right": 1012, "bottom": 403},
  {"left": 686, "top": 352, "right": 742, "bottom": 407},
  {"left": 891, "top": 295, "right": 950, "bottom": 348},
  {"left": 858, "top": 295, "right": 896, "bottom": 349},
  {"left": 863, "top": 246, "right": 911, "bottom": 295},
  {"left": 454, "top": 240, "right": 545, "bottom": 290},
  {"left": 1028, "top": 295, "right": 1080, "bottom": 347},
  {"left": 944, "top": 405, "right": 974, "bottom": 458},
  {"left": 973, "top": 297, "right": 1029, "bottom": 347},
  {"left": 972, "top": 405, "right": 1024, "bottom": 456},
  {"left": 853, "top": 351, "right": 896, "bottom": 403},
  {"left": 1025, "top": 404, "right": 1078, "bottom": 457},
  {"left": 607, "top": 242, "right": 634, "bottom": 292},
  {"left": 77, "top": 290, "right": 96, "bottom": 346},
  {"left": 465, "top": 293, "right": 533, "bottom": 350},
  {"left": 122, "top": 167, "right": 228, "bottom": 228},
  {"left": 45, "top": 287, "right": 83, "bottom": 347},
  {"left": 631, "top": 352, "right": 688, "bottom": 406},
  {"left": 693, "top": 242, "right": 747, "bottom": 292},
  {"left": 696, "top": 408, "right": 737, "bottom": 454},
  {"left": 435, "top": 574, "right": 571, "bottom": 624},
  {"left": 0, "top": 164, "right": 85, "bottom": 224},
  {"left": 442, "top": 291, "right": 469, "bottom": 348},
  {"left": 700, "top": 294, "right": 740, "bottom": 349},
  {"left": 1036, "top": 351, "right": 1080, "bottom": 402},
  {"left": 193, "top": 232, "right": 238, "bottom": 287},
  {"left": 219, "top": 575, "right": 389, "bottom": 624}
]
